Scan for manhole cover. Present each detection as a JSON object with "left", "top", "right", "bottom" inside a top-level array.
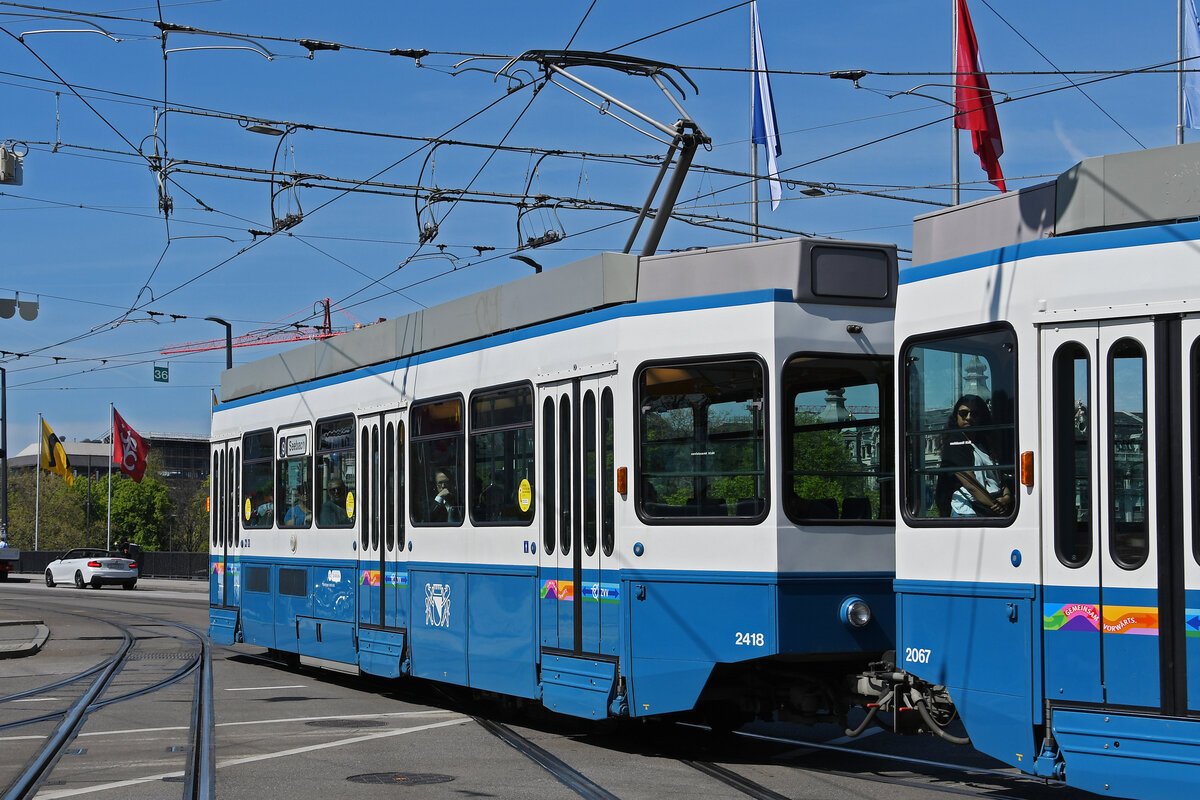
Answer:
[
  {"left": 347, "top": 773, "right": 453, "bottom": 786},
  {"left": 307, "top": 718, "right": 387, "bottom": 728}
]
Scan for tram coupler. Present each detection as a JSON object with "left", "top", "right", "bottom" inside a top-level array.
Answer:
[{"left": 845, "top": 658, "right": 967, "bottom": 744}]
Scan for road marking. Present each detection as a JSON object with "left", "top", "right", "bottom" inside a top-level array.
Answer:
[
  {"left": 224, "top": 684, "right": 307, "bottom": 691},
  {"left": 0, "top": 709, "right": 460, "bottom": 743},
  {"left": 33, "top": 717, "right": 473, "bottom": 798}
]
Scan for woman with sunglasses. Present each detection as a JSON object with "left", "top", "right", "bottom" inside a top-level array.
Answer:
[{"left": 935, "top": 394, "right": 1013, "bottom": 517}]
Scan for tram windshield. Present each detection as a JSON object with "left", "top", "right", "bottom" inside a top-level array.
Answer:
[
  {"left": 783, "top": 355, "right": 893, "bottom": 523},
  {"left": 902, "top": 326, "right": 1017, "bottom": 522}
]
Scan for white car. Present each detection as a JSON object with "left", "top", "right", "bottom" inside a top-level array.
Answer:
[{"left": 45, "top": 548, "right": 138, "bottom": 590}]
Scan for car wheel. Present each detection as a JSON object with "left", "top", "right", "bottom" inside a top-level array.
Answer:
[
  {"left": 45, "top": 570, "right": 55, "bottom": 588},
  {"left": 74, "top": 571, "right": 85, "bottom": 589},
  {"left": 91, "top": 576, "right": 102, "bottom": 589},
  {"left": 122, "top": 580, "right": 136, "bottom": 590}
]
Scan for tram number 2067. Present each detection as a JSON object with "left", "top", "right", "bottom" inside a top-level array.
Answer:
[
  {"left": 735, "top": 632, "right": 766, "bottom": 647},
  {"left": 904, "top": 647, "right": 932, "bottom": 664}
]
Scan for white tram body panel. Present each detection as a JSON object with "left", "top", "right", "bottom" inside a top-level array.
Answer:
[
  {"left": 895, "top": 141, "right": 1200, "bottom": 798},
  {"left": 210, "top": 238, "right": 898, "bottom": 722}
]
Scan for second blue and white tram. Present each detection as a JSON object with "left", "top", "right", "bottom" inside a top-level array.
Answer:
[
  {"left": 209, "top": 238, "right": 898, "bottom": 724},
  {"left": 889, "top": 142, "right": 1200, "bottom": 798}
]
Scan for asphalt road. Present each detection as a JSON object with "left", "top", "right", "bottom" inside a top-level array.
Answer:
[{"left": 0, "top": 576, "right": 1095, "bottom": 800}]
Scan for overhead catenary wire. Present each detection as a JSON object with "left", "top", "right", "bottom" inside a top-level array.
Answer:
[{"left": 0, "top": 1, "right": 1184, "bottom": 382}]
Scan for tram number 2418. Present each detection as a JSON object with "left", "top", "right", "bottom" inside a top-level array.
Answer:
[
  {"left": 735, "top": 632, "right": 766, "bottom": 647},
  {"left": 905, "top": 647, "right": 932, "bottom": 664}
]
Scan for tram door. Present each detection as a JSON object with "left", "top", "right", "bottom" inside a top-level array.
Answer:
[
  {"left": 357, "top": 411, "right": 407, "bottom": 631},
  {"left": 537, "top": 374, "right": 620, "bottom": 656},
  {"left": 210, "top": 440, "right": 239, "bottom": 608},
  {"left": 1041, "top": 318, "right": 1191, "bottom": 713}
]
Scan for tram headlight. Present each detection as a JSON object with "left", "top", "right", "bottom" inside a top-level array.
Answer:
[{"left": 840, "top": 597, "right": 872, "bottom": 629}]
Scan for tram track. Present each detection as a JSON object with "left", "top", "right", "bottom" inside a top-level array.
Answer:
[
  {"left": 0, "top": 607, "right": 215, "bottom": 800},
  {"left": 729, "top": 727, "right": 1083, "bottom": 800},
  {"left": 475, "top": 716, "right": 621, "bottom": 800},
  {"left": 452, "top": 700, "right": 1088, "bottom": 800}
]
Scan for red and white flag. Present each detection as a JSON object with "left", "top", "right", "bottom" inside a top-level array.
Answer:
[
  {"left": 954, "top": 0, "right": 1006, "bottom": 192},
  {"left": 112, "top": 408, "right": 150, "bottom": 482}
]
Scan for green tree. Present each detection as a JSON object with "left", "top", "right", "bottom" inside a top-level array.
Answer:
[
  {"left": 172, "top": 476, "right": 211, "bottom": 553},
  {"left": 791, "top": 412, "right": 868, "bottom": 508},
  {"left": 109, "top": 452, "right": 174, "bottom": 550},
  {"left": 4, "top": 469, "right": 87, "bottom": 552}
]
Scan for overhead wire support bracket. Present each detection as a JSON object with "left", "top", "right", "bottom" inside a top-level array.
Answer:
[{"left": 499, "top": 50, "right": 710, "bottom": 258}]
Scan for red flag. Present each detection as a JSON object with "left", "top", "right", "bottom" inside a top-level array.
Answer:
[
  {"left": 954, "top": 0, "right": 1006, "bottom": 192},
  {"left": 112, "top": 408, "right": 150, "bottom": 482}
]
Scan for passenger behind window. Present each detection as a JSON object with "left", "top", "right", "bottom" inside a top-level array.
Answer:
[
  {"left": 320, "top": 477, "right": 350, "bottom": 525},
  {"left": 430, "top": 469, "right": 462, "bottom": 523},
  {"left": 936, "top": 394, "right": 1013, "bottom": 517},
  {"left": 283, "top": 483, "right": 311, "bottom": 527}
]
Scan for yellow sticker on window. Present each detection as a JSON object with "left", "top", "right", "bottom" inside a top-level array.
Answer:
[
  {"left": 244, "top": 498, "right": 252, "bottom": 521},
  {"left": 518, "top": 479, "right": 532, "bottom": 513},
  {"left": 346, "top": 491, "right": 355, "bottom": 519}
]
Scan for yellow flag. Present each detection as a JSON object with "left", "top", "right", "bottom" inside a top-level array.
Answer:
[{"left": 40, "top": 418, "right": 73, "bottom": 487}]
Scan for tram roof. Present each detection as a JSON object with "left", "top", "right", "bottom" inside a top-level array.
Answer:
[
  {"left": 913, "top": 140, "right": 1200, "bottom": 267},
  {"left": 218, "top": 237, "right": 896, "bottom": 403}
]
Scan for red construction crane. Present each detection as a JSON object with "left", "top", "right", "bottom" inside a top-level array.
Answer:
[{"left": 160, "top": 299, "right": 351, "bottom": 356}]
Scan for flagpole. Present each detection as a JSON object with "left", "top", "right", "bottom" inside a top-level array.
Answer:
[
  {"left": 35, "top": 413, "right": 41, "bottom": 551},
  {"left": 107, "top": 403, "right": 113, "bottom": 551},
  {"left": 750, "top": 5, "right": 760, "bottom": 241},
  {"left": 952, "top": 0, "right": 961, "bottom": 205}
]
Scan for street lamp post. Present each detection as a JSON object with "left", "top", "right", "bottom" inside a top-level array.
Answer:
[{"left": 205, "top": 317, "right": 233, "bottom": 370}]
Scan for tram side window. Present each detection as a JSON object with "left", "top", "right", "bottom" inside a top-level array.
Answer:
[
  {"left": 242, "top": 430, "right": 274, "bottom": 529},
  {"left": 277, "top": 428, "right": 313, "bottom": 529},
  {"left": 411, "top": 397, "right": 464, "bottom": 526},
  {"left": 902, "top": 327, "right": 1016, "bottom": 522},
  {"left": 470, "top": 384, "right": 534, "bottom": 526},
  {"left": 316, "top": 416, "right": 355, "bottom": 528},
  {"left": 783, "top": 355, "right": 893, "bottom": 523},
  {"left": 638, "top": 358, "right": 766, "bottom": 521},
  {"left": 1108, "top": 339, "right": 1148, "bottom": 569},
  {"left": 1052, "top": 343, "right": 1092, "bottom": 566}
]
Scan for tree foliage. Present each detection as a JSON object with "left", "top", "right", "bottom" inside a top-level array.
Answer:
[{"left": 3, "top": 450, "right": 210, "bottom": 553}]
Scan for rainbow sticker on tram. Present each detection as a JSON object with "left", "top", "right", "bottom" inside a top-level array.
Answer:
[
  {"left": 1043, "top": 603, "right": 1158, "bottom": 635},
  {"left": 541, "top": 580, "right": 619, "bottom": 603},
  {"left": 1043, "top": 603, "right": 1100, "bottom": 632}
]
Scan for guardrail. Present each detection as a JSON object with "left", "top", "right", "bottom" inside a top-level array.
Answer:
[{"left": 10, "top": 551, "right": 208, "bottom": 580}]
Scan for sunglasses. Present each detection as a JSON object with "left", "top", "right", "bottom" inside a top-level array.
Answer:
[{"left": 956, "top": 408, "right": 973, "bottom": 419}]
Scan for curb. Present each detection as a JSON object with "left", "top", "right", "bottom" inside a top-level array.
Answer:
[{"left": 0, "top": 619, "right": 50, "bottom": 659}]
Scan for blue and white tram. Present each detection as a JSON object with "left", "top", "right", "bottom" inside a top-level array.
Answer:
[
  {"left": 892, "top": 142, "right": 1200, "bottom": 797},
  {"left": 208, "top": 238, "right": 898, "bottom": 724}
]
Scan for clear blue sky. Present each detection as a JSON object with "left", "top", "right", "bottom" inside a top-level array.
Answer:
[{"left": 0, "top": 1, "right": 1186, "bottom": 453}]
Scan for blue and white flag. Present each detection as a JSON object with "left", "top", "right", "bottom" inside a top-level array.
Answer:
[
  {"left": 751, "top": 0, "right": 783, "bottom": 209},
  {"left": 1185, "top": 0, "right": 1200, "bottom": 128}
]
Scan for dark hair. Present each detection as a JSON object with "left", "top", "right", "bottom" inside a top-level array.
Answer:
[{"left": 945, "top": 394, "right": 991, "bottom": 431}]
